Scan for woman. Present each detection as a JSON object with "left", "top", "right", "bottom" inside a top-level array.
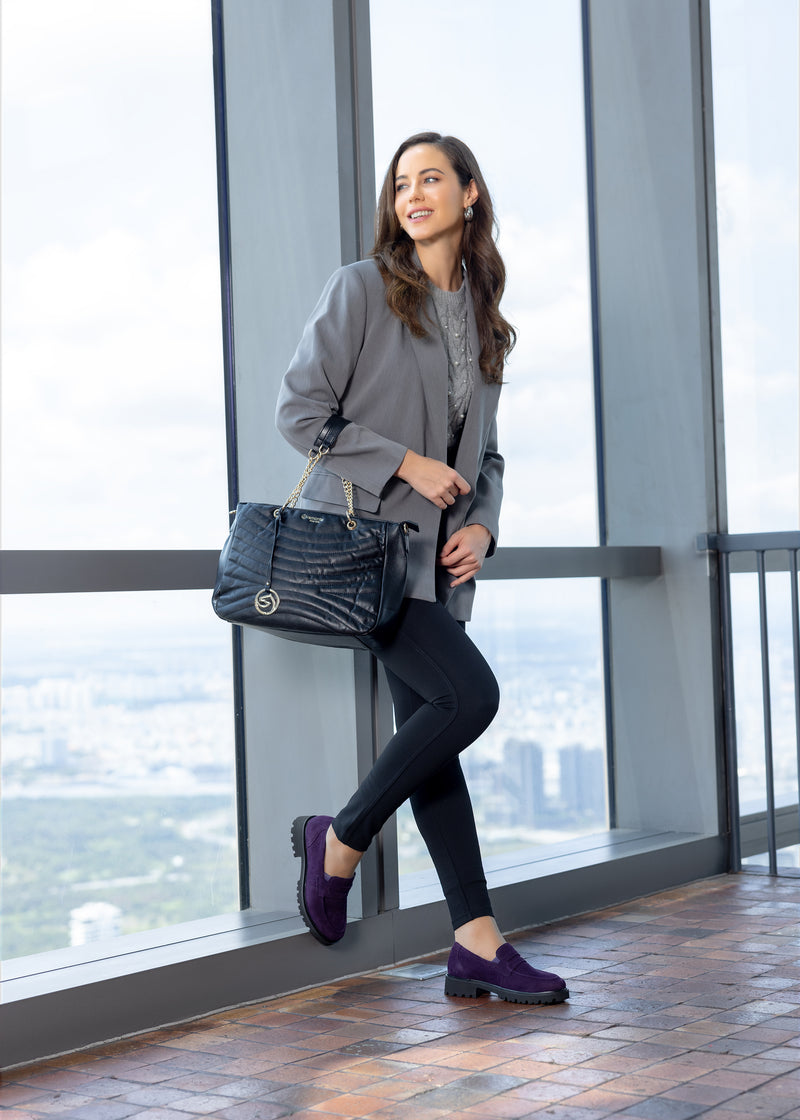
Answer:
[{"left": 276, "top": 132, "right": 568, "bottom": 1005}]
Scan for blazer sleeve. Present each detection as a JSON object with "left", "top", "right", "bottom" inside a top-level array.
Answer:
[
  {"left": 465, "top": 417, "right": 504, "bottom": 556},
  {"left": 275, "top": 265, "right": 408, "bottom": 497}
]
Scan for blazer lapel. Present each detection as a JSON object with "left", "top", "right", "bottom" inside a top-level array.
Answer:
[{"left": 452, "top": 281, "right": 498, "bottom": 477}]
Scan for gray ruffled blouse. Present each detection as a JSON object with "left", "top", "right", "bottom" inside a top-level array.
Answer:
[{"left": 429, "top": 276, "right": 475, "bottom": 450}]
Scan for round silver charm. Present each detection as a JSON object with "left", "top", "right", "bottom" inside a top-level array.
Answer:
[{"left": 254, "top": 588, "right": 280, "bottom": 615}]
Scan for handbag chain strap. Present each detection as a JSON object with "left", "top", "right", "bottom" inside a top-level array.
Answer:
[{"left": 280, "top": 446, "right": 358, "bottom": 531}]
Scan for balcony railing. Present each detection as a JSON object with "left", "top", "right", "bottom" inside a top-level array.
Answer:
[{"left": 698, "top": 531, "right": 800, "bottom": 874}]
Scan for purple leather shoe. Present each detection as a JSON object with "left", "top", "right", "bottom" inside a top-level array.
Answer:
[
  {"left": 291, "top": 815, "right": 354, "bottom": 945},
  {"left": 445, "top": 942, "right": 569, "bottom": 1005}
]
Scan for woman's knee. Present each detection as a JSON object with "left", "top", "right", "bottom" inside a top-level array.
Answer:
[{"left": 457, "top": 668, "right": 500, "bottom": 736}]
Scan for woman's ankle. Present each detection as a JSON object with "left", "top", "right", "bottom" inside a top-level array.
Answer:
[
  {"left": 324, "top": 824, "right": 362, "bottom": 879},
  {"left": 453, "top": 916, "right": 506, "bottom": 961}
]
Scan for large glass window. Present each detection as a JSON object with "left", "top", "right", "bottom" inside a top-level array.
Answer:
[
  {"left": 369, "top": 0, "right": 596, "bottom": 548},
  {"left": 369, "top": 1, "right": 603, "bottom": 889},
  {"left": 1, "top": 0, "right": 229, "bottom": 549},
  {"left": 0, "top": 0, "right": 237, "bottom": 962},
  {"left": 711, "top": 0, "right": 799, "bottom": 870},
  {"left": 397, "top": 581, "right": 606, "bottom": 899},
  {"left": 729, "top": 573, "right": 798, "bottom": 821},
  {"left": 1, "top": 592, "right": 237, "bottom": 960},
  {"left": 711, "top": 0, "right": 799, "bottom": 533}
]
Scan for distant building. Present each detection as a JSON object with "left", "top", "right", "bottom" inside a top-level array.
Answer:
[
  {"left": 503, "top": 738, "right": 547, "bottom": 825},
  {"left": 559, "top": 745, "right": 606, "bottom": 822},
  {"left": 41, "top": 736, "right": 69, "bottom": 769},
  {"left": 69, "top": 902, "right": 122, "bottom": 945}
]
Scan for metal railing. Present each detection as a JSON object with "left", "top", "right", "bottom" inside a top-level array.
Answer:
[{"left": 699, "top": 531, "right": 800, "bottom": 874}]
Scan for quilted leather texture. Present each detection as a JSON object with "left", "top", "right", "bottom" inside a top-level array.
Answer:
[{"left": 212, "top": 503, "right": 412, "bottom": 647}]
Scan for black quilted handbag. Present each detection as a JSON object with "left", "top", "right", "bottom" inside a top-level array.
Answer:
[{"left": 212, "top": 417, "right": 417, "bottom": 647}]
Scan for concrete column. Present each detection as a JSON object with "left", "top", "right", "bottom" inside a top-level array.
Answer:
[{"left": 585, "top": 0, "right": 726, "bottom": 834}]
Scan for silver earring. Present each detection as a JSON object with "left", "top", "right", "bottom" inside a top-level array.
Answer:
[{"left": 464, "top": 205, "right": 474, "bottom": 222}]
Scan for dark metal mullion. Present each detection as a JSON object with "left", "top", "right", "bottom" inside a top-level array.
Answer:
[
  {"left": 756, "top": 551, "right": 778, "bottom": 874},
  {"left": 790, "top": 549, "right": 800, "bottom": 861},
  {"left": 211, "top": 0, "right": 239, "bottom": 519},
  {"left": 718, "top": 551, "right": 741, "bottom": 871},
  {"left": 211, "top": 0, "right": 249, "bottom": 909},
  {"left": 581, "top": 0, "right": 616, "bottom": 829}
]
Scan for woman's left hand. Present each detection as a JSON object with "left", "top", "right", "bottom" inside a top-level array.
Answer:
[{"left": 438, "top": 524, "right": 493, "bottom": 588}]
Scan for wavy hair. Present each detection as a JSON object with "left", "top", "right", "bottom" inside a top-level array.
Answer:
[{"left": 371, "top": 132, "right": 515, "bottom": 384}]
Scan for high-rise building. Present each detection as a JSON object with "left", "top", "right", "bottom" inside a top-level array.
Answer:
[
  {"left": 558, "top": 745, "right": 606, "bottom": 823},
  {"left": 503, "top": 738, "right": 547, "bottom": 825},
  {"left": 69, "top": 902, "right": 122, "bottom": 946}
]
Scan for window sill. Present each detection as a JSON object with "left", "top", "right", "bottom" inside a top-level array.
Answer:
[
  {"left": 400, "top": 826, "right": 715, "bottom": 910},
  {"left": 0, "top": 828, "right": 726, "bottom": 1071}
]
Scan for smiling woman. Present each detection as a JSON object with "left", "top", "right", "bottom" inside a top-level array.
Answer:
[
  {"left": 274, "top": 123, "right": 569, "bottom": 1002},
  {"left": 394, "top": 146, "right": 478, "bottom": 276}
]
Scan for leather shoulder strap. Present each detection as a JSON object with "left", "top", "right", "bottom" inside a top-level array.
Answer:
[{"left": 313, "top": 415, "right": 351, "bottom": 453}]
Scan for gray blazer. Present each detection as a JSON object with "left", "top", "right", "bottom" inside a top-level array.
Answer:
[{"left": 275, "top": 259, "right": 504, "bottom": 620}]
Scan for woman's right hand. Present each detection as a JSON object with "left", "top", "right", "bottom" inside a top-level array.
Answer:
[{"left": 395, "top": 449, "right": 471, "bottom": 510}]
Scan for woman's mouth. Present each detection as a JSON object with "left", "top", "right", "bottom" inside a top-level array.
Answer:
[{"left": 408, "top": 209, "right": 433, "bottom": 222}]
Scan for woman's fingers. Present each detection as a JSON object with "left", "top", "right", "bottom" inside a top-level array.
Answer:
[
  {"left": 395, "top": 450, "right": 470, "bottom": 507},
  {"left": 438, "top": 525, "right": 492, "bottom": 586}
]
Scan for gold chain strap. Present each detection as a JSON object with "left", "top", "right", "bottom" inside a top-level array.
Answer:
[
  {"left": 283, "top": 446, "right": 327, "bottom": 509},
  {"left": 280, "top": 446, "right": 357, "bottom": 530},
  {"left": 342, "top": 479, "right": 357, "bottom": 530}
]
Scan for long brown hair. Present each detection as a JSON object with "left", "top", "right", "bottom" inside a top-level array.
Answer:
[{"left": 372, "top": 132, "right": 515, "bottom": 383}]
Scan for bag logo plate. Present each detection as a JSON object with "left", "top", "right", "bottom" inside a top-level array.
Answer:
[{"left": 254, "top": 588, "right": 280, "bottom": 615}]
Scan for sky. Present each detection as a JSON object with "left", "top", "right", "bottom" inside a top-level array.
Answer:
[
  {"left": 369, "top": 0, "right": 799, "bottom": 541},
  {"left": 1, "top": 0, "right": 228, "bottom": 552},
  {"left": 1, "top": 0, "right": 797, "bottom": 561},
  {"left": 710, "top": 0, "right": 800, "bottom": 532}
]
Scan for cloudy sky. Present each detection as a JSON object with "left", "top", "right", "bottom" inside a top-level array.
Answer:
[
  {"left": 1, "top": 0, "right": 227, "bottom": 552},
  {"left": 1, "top": 0, "right": 797, "bottom": 561}
]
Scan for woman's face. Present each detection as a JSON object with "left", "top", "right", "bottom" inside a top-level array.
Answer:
[{"left": 393, "top": 144, "right": 477, "bottom": 247}]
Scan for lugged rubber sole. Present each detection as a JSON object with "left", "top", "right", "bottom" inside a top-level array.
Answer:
[
  {"left": 444, "top": 973, "right": 570, "bottom": 1005},
  {"left": 291, "top": 815, "right": 336, "bottom": 946}
]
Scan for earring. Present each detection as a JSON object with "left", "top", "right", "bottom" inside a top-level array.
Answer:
[{"left": 464, "top": 205, "right": 474, "bottom": 222}]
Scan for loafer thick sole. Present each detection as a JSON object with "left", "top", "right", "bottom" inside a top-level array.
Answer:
[
  {"left": 291, "top": 815, "right": 339, "bottom": 945},
  {"left": 444, "top": 973, "right": 569, "bottom": 1005},
  {"left": 445, "top": 941, "right": 569, "bottom": 1005}
]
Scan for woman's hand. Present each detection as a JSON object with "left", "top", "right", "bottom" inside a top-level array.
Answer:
[
  {"left": 439, "top": 524, "right": 492, "bottom": 588},
  {"left": 395, "top": 449, "right": 470, "bottom": 510}
]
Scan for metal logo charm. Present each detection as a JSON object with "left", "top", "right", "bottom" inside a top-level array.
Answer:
[{"left": 254, "top": 588, "right": 280, "bottom": 615}]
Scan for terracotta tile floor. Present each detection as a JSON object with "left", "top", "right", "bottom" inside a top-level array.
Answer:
[{"left": 2, "top": 874, "right": 800, "bottom": 1120}]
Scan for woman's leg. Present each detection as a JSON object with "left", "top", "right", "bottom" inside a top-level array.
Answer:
[
  {"left": 295, "top": 598, "right": 570, "bottom": 999},
  {"left": 331, "top": 599, "right": 499, "bottom": 927},
  {"left": 377, "top": 664, "right": 504, "bottom": 955}
]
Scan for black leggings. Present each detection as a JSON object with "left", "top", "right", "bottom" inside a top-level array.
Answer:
[{"left": 332, "top": 598, "right": 499, "bottom": 929}]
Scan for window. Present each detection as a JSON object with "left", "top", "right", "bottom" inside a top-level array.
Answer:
[
  {"left": 711, "top": 0, "right": 799, "bottom": 533},
  {"left": 1, "top": 0, "right": 237, "bottom": 961},
  {"left": 369, "top": 0, "right": 605, "bottom": 892},
  {"left": 370, "top": 0, "right": 596, "bottom": 547},
  {"left": 711, "top": 0, "right": 800, "bottom": 870}
]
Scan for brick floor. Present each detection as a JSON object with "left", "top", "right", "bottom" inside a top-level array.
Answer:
[{"left": 1, "top": 874, "right": 799, "bottom": 1119}]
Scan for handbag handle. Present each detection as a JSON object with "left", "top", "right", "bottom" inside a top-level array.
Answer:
[{"left": 281, "top": 416, "right": 357, "bottom": 528}]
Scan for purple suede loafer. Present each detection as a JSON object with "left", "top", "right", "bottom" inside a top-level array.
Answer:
[
  {"left": 445, "top": 942, "right": 569, "bottom": 1005},
  {"left": 291, "top": 815, "right": 354, "bottom": 945}
]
